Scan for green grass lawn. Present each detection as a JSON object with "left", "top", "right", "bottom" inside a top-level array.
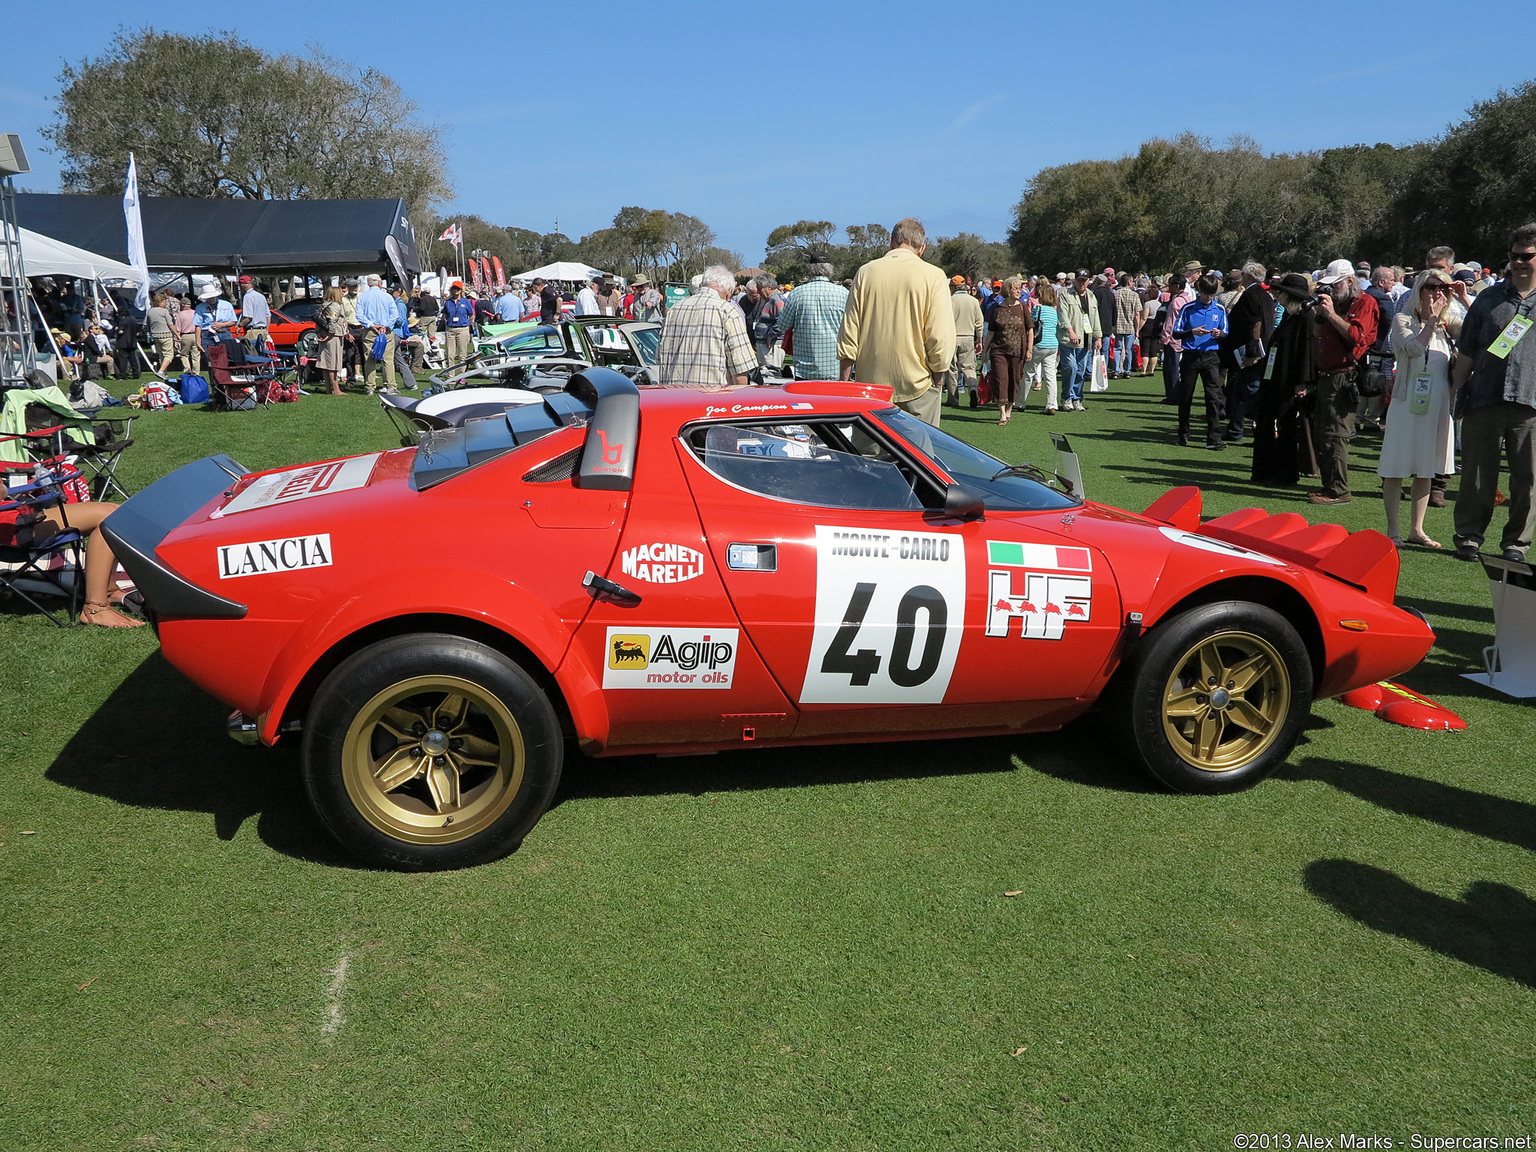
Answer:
[{"left": 2, "top": 372, "right": 1532, "bottom": 1151}]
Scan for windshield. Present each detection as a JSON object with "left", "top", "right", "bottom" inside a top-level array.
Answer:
[
  {"left": 496, "top": 326, "right": 564, "bottom": 356},
  {"left": 874, "top": 408, "right": 1078, "bottom": 511},
  {"left": 629, "top": 326, "right": 660, "bottom": 365}
]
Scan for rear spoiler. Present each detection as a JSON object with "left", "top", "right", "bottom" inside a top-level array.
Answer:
[
  {"left": 1144, "top": 486, "right": 1400, "bottom": 602},
  {"left": 100, "top": 454, "right": 250, "bottom": 620}
]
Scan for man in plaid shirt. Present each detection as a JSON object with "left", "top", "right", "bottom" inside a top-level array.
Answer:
[
  {"left": 657, "top": 265, "right": 758, "bottom": 388},
  {"left": 774, "top": 251, "right": 848, "bottom": 381}
]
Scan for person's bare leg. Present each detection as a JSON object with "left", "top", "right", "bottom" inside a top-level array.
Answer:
[
  {"left": 327, "top": 369, "right": 343, "bottom": 396},
  {"left": 1382, "top": 478, "right": 1404, "bottom": 545},
  {"left": 45, "top": 503, "right": 143, "bottom": 626},
  {"left": 1406, "top": 476, "right": 1440, "bottom": 547}
]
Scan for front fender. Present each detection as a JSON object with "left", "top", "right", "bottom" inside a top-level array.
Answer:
[{"left": 253, "top": 568, "right": 611, "bottom": 748}]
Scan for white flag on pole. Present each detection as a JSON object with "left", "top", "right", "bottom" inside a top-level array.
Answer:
[{"left": 123, "top": 153, "right": 150, "bottom": 311}]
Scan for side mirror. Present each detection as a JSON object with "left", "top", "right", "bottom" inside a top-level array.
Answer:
[{"left": 944, "top": 483, "right": 986, "bottom": 522}]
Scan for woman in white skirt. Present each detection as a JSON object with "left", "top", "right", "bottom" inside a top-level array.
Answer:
[{"left": 1379, "top": 269, "right": 1460, "bottom": 548}]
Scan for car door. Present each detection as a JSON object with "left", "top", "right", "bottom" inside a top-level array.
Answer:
[
  {"left": 675, "top": 414, "right": 1098, "bottom": 739},
  {"left": 569, "top": 409, "right": 797, "bottom": 751}
]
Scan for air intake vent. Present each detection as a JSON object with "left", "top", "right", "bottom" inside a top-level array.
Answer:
[{"left": 523, "top": 449, "right": 581, "bottom": 483}]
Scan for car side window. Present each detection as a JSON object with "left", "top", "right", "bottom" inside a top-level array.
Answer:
[{"left": 686, "top": 421, "right": 933, "bottom": 511}]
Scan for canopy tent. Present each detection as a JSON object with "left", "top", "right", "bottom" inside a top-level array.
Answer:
[
  {"left": 18, "top": 227, "right": 140, "bottom": 283},
  {"left": 510, "top": 261, "right": 610, "bottom": 283},
  {"left": 15, "top": 193, "right": 419, "bottom": 277}
]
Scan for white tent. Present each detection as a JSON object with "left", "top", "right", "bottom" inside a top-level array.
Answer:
[
  {"left": 18, "top": 227, "right": 140, "bottom": 284},
  {"left": 510, "top": 261, "right": 610, "bottom": 283}
]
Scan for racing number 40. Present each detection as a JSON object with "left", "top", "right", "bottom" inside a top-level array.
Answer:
[{"left": 821, "top": 582, "right": 948, "bottom": 687}]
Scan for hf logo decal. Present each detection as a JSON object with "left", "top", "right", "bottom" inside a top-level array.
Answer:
[
  {"left": 984, "top": 539, "right": 1092, "bottom": 640},
  {"left": 603, "top": 628, "right": 739, "bottom": 689}
]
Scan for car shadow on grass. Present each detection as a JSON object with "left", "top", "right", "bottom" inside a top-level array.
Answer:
[
  {"left": 1304, "top": 861, "right": 1536, "bottom": 988},
  {"left": 45, "top": 649, "right": 363, "bottom": 868},
  {"left": 555, "top": 730, "right": 1024, "bottom": 805},
  {"left": 1281, "top": 757, "right": 1536, "bottom": 987}
]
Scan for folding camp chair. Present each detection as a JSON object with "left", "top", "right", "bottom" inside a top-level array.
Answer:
[
  {"left": 206, "top": 342, "right": 273, "bottom": 411},
  {"left": 0, "top": 378, "right": 137, "bottom": 502},
  {"left": 0, "top": 459, "right": 86, "bottom": 627}
]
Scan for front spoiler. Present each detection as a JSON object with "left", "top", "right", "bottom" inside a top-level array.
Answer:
[{"left": 101, "top": 454, "right": 251, "bottom": 620}]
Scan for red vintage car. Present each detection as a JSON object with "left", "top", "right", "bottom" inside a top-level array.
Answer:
[
  {"left": 260, "top": 306, "right": 316, "bottom": 348},
  {"left": 104, "top": 371, "right": 1434, "bottom": 870}
]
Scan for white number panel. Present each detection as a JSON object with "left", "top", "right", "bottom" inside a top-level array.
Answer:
[{"left": 800, "top": 525, "right": 966, "bottom": 704}]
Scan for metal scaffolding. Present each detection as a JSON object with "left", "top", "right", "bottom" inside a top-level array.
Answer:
[{"left": 1, "top": 154, "right": 38, "bottom": 389}]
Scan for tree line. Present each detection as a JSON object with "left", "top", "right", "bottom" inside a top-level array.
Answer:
[{"left": 1007, "top": 79, "right": 1536, "bottom": 274}]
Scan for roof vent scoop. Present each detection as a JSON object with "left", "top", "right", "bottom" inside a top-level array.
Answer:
[{"left": 568, "top": 368, "right": 640, "bottom": 491}]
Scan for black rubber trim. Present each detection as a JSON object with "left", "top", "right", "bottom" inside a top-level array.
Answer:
[{"left": 100, "top": 454, "right": 250, "bottom": 620}]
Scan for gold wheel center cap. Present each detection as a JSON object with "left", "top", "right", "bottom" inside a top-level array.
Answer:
[
  {"left": 1209, "top": 688, "right": 1232, "bottom": 710},
  {"left": 421, "top": 730, "right": 449, "bottom": 756}
]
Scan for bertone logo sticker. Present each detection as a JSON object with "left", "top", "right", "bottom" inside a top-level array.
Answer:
[
  {"left": 218, "top": 534, "right": 333, "bottom": 578},
  {"left": 620, "top": 542, "right": 705, "bottom": 584}
]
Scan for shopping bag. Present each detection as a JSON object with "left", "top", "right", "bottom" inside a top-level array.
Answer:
[
  {"left": 1090, "top": 352, "right": 1109, "bottom": 392},
  {"left": 978, "top": 370, "right": 992, "bottom": 406}
]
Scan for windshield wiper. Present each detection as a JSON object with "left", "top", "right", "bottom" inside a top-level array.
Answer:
[
  {"left": 990, "top": 461, "right": 1054, "bottom": 484},
  {"left": 989, "top": 460, "right": 1081, "bottom": 499}
]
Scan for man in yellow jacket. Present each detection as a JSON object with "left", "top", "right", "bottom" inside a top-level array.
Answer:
[{"left": 836, "top": 218, "right": 956, "bottom": 426}]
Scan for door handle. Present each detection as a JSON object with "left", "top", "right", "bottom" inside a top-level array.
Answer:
[{"left": 582, "top": 570, "right": 642, "bottom": 605}]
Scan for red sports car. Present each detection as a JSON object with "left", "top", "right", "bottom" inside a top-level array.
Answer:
[
  {"left": 260, "top": 307, "right": 316, "bottom": 348},
  {"left": 104, "top": 371, "right": 1434, "bottom": 870}
]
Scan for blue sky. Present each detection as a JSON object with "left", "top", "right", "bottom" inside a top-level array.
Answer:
[{"left": 2, "top": 2, "right": 1530, "bottom": 262}]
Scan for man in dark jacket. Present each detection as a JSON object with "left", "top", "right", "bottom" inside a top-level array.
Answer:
[
  {"left": 1307, "top": 260, "right": 1380, "bottom": 505},
  {"left": 1220, "top": 262, "right": 1278, "bottom": 443}
]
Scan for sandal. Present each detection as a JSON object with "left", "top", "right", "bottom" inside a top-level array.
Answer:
[
  {"left": 1407, "top": 534, "right": 1442, "bottom": 549},
  {"left": 81, "top": 601, "right": 146, "bottom": 628},
  {"left": 1387, "top": 536, "right": 1404, "bottom": 550}
]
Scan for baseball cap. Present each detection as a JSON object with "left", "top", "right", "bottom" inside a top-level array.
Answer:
[
  {"left": 950, "top": 274, "right": 965, "bottom": 286},
  {"left": 1317, "top": 258, "right": 1356, "bottom": 286},
  {"left": 1452, "top": 269, "right": 1476, "bottom": 283},
  {"left": 238, "top": 275, "right": 252, "bottom": 284},
  {"left": 804, "top": 250, "right": 830, "bottom": 264}
]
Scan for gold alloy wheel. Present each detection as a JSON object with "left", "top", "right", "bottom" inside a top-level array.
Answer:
[
  {"left": 340, "top": 675, "right": 525, "bottom": 844},
  {"left": 1160, "top": 630, "right": 1290, "bottom": 772}
]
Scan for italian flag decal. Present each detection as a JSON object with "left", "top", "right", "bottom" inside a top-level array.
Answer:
[{"left": 987, "top": 540, "right": 1092, "bottom": 571}]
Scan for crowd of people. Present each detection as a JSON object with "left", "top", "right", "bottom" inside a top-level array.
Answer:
[
  {"left": 19, "top": 218, "right": 1536, "bottom": 574},
  {"left": 654, "top": 219, "right": 1536, "bottom": 565}
]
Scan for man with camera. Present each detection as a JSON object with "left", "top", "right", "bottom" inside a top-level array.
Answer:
[{"left": 1307, "top": 259, "right": 1380, "bottom": 505}]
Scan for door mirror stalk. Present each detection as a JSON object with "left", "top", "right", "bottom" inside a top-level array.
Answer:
[{"left": 943, "top": 483, "right": 986, "bottom": 522}]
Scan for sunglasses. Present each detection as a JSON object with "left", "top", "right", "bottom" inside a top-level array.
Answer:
[
  {"left": 1511, "top": 250, "right": 1536, "bottom": 263},
  {"left": 1423, "top": 285, "right": 1449, "bottom": 294}
]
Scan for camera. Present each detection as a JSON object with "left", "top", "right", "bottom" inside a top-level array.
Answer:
[{"left": 1301, "top": 294, "right": 1327, "bottom": 310}]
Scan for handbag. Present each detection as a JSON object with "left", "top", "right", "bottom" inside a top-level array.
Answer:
[{"left": 371, "top": 331, "right": 389, "bottom": 360}]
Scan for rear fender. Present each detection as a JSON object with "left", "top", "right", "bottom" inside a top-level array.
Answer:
[{"left": 256, "top": 570, "right": 611, "bottom": 747}]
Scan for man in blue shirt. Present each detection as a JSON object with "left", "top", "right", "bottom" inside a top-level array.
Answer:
[
  {"left": 355, "top": 275, "right": 399, "bottom": 393},
  {"left": 494, "top": 286, "right": 525, "bottom": 323},
  {"left": 1171, "top": 273, "right": 1230, "bottom": 449},
  {"left": 194, "top": 283, "right": 238, "bottom": 347},
  {"left": 440, "top": 282, "right": 476, "bottom": 366}
]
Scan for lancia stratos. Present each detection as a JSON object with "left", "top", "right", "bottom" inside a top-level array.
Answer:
[{"left": 102, "top": 370, "right": 1435, "bottom": 870}]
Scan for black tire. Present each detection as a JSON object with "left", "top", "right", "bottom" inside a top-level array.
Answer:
[
  {"left": 1122, "top": 601, "right": 1312, "bottom": 794},
  {"left": 302, "top": 633, "right": 562, "bottom": 870}
]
